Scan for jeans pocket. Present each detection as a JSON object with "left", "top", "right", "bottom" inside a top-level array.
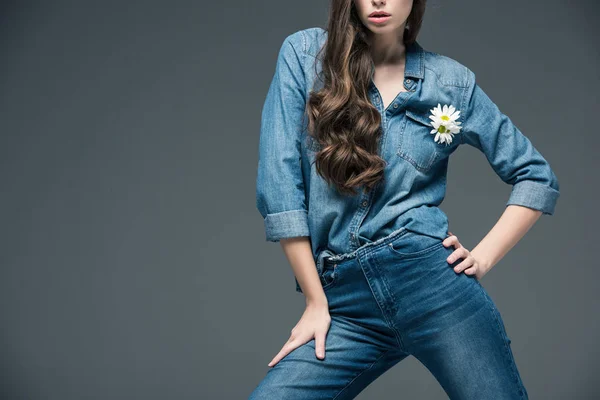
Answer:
[
  {"left": 319, "top": 262, "right": 338, "bottom": 291},
  {"left": 294, "top": 261, "right": 339, "bottom": 293},
  {"left": 386, "top": 232, "right": 445, "bottom": 260}
]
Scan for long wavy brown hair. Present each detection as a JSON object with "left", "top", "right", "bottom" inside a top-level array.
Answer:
[{"left": 305, "top": 0, "right": 427, "bottom": 196}]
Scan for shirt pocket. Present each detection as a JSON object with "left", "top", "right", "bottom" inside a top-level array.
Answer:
[{"left": 396, "top": 109, "right": 440, "bottom": 173}]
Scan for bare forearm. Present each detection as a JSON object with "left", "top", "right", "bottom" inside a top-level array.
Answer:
[
  {"left": 470, "top": 205, "right": 543, "bottom": 274},
  {"left": 280, "top": 237, "right": 328, "bottom": 306}
]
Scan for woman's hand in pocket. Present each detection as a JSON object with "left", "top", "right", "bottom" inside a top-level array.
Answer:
[
  {"left": 443, "top": 231, "right": 487, "bottom": 281},
  {"left": 267, "top": 302, "right": 331, "bottom": 367}
]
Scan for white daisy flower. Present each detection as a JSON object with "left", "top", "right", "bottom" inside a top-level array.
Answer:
[{"left": 428, "top": 103, "right": 462, "bottom": 145}]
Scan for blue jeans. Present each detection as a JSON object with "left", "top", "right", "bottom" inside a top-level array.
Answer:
[{"left": 248, "top": 228, "right": 529, "bottom": 399}]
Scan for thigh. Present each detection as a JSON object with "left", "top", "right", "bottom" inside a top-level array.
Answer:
[
  {"left": 410, "top": 281, "right": 529, "bottom": 399},
  {"left": 248, "top": 315, "right": 409, "bottom": 400}
]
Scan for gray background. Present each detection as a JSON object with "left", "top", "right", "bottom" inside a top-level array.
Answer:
[{"left": 1, "top": 0, "right": 597, "bottom": 399}]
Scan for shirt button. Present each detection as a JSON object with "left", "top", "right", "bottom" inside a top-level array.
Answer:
[
  {"left": 361, "top": 200, "right": 368, "bottom": 207},
  {"left": 405, "top": 78, "right": 411, "bottom": 84},
  {"left": 393, "top": 103, "right": 398, "bottom": 108}
]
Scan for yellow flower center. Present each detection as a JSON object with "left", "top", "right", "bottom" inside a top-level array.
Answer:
[{"left": 441, "top": 115, "right": 450, "bottom": 121}]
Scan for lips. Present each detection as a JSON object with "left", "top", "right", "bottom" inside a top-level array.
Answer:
[{"left": 369, "top": 11, "right": 390, "bottom": 17}]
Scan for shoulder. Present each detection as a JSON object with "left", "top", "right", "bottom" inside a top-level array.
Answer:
[
  {"left": 281, "top": 27, "right": 327, "bottom": 58},
  {"left": 274, "top": 29, "right": 312, "bottom": 65},
  {"left": 421, "top": 47, "right": 474, "bottom": 88}
]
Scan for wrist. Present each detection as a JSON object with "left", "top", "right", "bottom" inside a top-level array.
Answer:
[
  {"left": 471, "top": 248, "right": 494, "bottom": 273},
  {"left": 305, "top": 293, "right": 328, "bottom": 308}
]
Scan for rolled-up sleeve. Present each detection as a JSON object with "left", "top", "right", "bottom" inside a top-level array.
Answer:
[
  {"left": 256, "top": 32, "right": 311, "bottom": 242},
  {"left": 460, "top": 69, "right": 560, "bottom": 215}
]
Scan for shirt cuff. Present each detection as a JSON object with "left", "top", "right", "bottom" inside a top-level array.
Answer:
[
  {"left": 264, "top": 209, "right": 310, "bottom": 242},
  {"left": 506, "top": 180, "right": 560, "bottom": 215}
]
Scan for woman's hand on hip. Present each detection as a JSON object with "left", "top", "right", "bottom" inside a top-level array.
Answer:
[
  {"left": 443, "top": 231, "right": 488, "bottom": 281},
  {"left": 267, "top": 303, "right": 331, "bottom": 367}
]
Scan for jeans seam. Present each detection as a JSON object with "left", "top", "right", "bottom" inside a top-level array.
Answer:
[
  {"left": 358, "top": 255, "right": 407, "bottom": 352},
  {"left": 332, "top": 348, "right": 393, "bottom": 400},
  {"left": 371, "top": 254, "right": 407, "bottom": 350},
  {"left": 479, "top": 287, "right": 526, "bottom": 399}
]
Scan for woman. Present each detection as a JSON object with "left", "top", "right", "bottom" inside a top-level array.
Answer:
[{"left": 250, "top": 0, "right": 559, "bottom": 398}]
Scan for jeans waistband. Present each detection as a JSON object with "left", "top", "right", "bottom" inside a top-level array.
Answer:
[{"left": 318, "top": 227, "right": 420, "bottom": 268}]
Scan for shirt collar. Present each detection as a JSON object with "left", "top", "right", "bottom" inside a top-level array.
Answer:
[
  {"left": 368, "top": 39, "right": 425, "bottom": 81},
  {"left": 404, "top": 40, "right": 425, "bottom": 80}
]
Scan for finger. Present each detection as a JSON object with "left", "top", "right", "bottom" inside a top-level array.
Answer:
[
  {"left": 452, "top": 235, "right": 463, "bottom": 248},
  {"left": 447, "top": 247, "right": 469, "bottom": 264},
  {"left": 463, "top": 265, "right": 478, "bottom": 277},
  {"left": 442, "top": 234, "right": 461, "bottom": 248},
  {"left": 442, "top": 234, "right": 455, "bottom": 246},
  {"left": 268, "top": 341, "right": 297, "bottom": 368},
  {"left": 314, "top": 331, "right": 326, "bottom": 360},
  {"left": 453, "top": 257, "right": 474, "bottom": 273}
]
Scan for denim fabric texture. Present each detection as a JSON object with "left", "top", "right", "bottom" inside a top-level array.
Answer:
[
  {"left": 248, "top": 228, "right": 530, "bottom": 399},
  {"left": 255, "top": 27, "right": 560, "bottom": 293}
]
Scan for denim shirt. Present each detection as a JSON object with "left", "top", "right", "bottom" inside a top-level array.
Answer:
[{"left": 256, "top": 27, "right": 560, "bottom": 292}]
